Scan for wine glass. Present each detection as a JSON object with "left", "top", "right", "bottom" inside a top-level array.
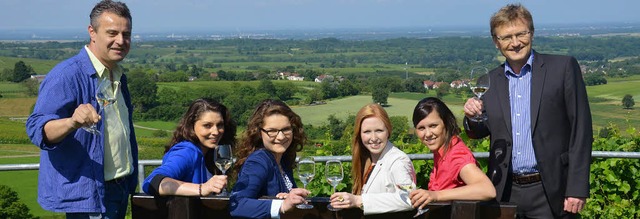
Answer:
[
  {"left": 214, "top": 144, "right": 233, "bottom": 196},
  {"left": 395, "top": 183, "right": 429, "bottom": 218},
  {"left": 82, "top": 78, "right": 119, "bottom": 135},
  {"left": 325, "top": 159, "right": 343, "bottom": 211},
  {"left": 296, "top": 156, "right": 315, "bottom": 209},
  {"left": 469, "top": 66, "right": 490, "bottom": 122}
]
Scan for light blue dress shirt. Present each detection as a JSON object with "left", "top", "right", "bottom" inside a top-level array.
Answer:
[{"left": 504, "top": 52, "right": 539, "bottom": 175}]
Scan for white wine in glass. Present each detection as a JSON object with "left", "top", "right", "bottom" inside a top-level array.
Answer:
[
  {"left": 214, "top": 144, "right": 233, "bottom": 196},
  {"left": 469, "top": 67, "right": 490, "bottom": 122},
  {"left": 395, "top": 183, "right": 429, "bottom": 218},
  {"left": 296, "top": 156, "right": 315, "bottom": 209},
  {"left": 325, "top": 159, "right": 343, "bottom": 211},
  {"left": 82, "top": 79, "right": 119, "bottom": 135}
]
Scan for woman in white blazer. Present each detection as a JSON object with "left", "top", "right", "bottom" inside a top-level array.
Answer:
[{"left": 329, "top": 103, "right": 417, "bottom": 215}]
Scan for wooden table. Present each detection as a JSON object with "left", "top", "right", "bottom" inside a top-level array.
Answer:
[{"left": 131, "top": 193, "right": 516, "bottom": 219}]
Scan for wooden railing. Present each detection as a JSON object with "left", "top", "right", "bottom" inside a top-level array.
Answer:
[{"left": 131, "top": 193, "right": 516, "bottom": 219}]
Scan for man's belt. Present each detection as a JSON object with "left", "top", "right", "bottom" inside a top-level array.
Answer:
[{"left": 512, "top": 172, "right": 541, "bottom": 184}]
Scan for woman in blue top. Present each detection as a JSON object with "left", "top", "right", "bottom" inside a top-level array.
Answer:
[
  {"left": 230, "top": 99, "right": 310, "bottom": 218},
  {"left": 142, "top": 98, "right": 236, "bottom": 196}
]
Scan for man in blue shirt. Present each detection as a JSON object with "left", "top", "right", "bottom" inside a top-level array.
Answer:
[
  {"left": 26, "top": 1, "right": 138, "bottom": 218},
  {"left": 463, "top": 3, "right": 593, "bottom": 219}
]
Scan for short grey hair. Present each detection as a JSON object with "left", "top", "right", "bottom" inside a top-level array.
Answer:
[{"left": 89, "top": 0, "right": 132, "bottom": 30}]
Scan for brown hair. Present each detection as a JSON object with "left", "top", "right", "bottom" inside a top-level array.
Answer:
[
  {"left": 233, "top": 99, "right": 306, "bottom": 174},
  {"left": 490, "top": 3, "right": 534, "bottom": 37},
  {"left": 412, "top": 97, "right": 459, "bottom": 156},
  {"left": 351, "top": 103, "right": 392, "bottom": 195},
  {"left": 166, "top": 98, "right": 236, "bottom": 153},
  {"left": 165, "top": 98, "right": 236, "bottom": 175}
]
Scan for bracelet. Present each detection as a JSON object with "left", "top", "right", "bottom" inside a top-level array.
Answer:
[{"left": 198, "top": 184, "right": 203, "bottom": 197}]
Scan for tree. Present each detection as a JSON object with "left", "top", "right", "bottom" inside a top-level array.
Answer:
[
  {"left": 337, "top": 79, "right": 359, "bottom": 96},
  {"left": 436, "top": 84, "right": 450, "bottom": 99},
  {"left": 127, "top": 69, "right": 158, "bottom": 112},
  {"left": 372, "top": 88, "right": 389, "bottom": 105},
  {"left": 584, "top": 72, "right": 607, "bottom": 86},
  {"left": 403, "top": 78, "right": 425, "bottom": 93},
  {"left": 0, "top": 184, "right": 37, "bottom": 219},
  {"left": 22, "top": 78, "right": 40, "bottom": 96},
  {"left": 389, "top": 116, "right": 409, "bottom": 142},
  {"left": 0, "top": 68, "right": 12, "bottom": 81},
  {"left": 12, "top": 61, "right": 33, "bottom": 83},
  {"left": 305, "top": 88, "right": 323, "bottom": 104},
  {"left": 325, "top": 114, "right": 346, "bottom": 140},
  {"left": 257, "top": 79, "right": 276, "bottom": 97},
  {"left": 622, "top": 94, "right": 635, "bottom": 109},
  {"left": 275, "top": 82, "right": 297, "bottom": 101},
  {"left": 370, "top": 77, "right": 390, "bottom": 105},
  {"left": 320, "top": 80, "right": 339, "bottom": 99}
]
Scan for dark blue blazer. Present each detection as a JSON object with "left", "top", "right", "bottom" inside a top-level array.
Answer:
[{"left": 229, "top": 149, "right": 297, "bottom": 218}]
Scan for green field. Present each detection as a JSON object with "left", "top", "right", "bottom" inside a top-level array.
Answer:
[
  {"left": 0, "top": 56, "right": 60, "bottom": 74},
  {"left": 292, "top": 94, "right": 466, "bottom": 127},
  {"left": 1, "top": 74, "right": 640, "bottom": 218},
  {"left": 0, "top": 144, "right": 63, "bottom": 219}
]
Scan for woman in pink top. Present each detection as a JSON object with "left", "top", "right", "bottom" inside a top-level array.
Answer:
[{"left": 409, "top": 97, "right": 496, "bottom": 211}]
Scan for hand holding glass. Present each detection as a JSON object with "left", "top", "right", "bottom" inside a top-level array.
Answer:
[
  {"left": 469, "top": 67, "right": 490, "bottom": 122},
  {"left": 296, "top": 156, "right": 315, "bottom": 209},
  {"left": 396, "top": 183, "right": 429, "bottom": 218},
  {"left": 325, "top": 159, "right": 344, "bottom": 211},
  {"left": 82, "top": 79, "right": 119, "bottom": 135},
  {"left": 214, "top": 144, "right": 233, "bottom": 196}
]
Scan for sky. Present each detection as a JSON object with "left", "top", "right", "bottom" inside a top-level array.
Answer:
[{"left": 1, "top": 0, "right": 639, "bottom": 33}]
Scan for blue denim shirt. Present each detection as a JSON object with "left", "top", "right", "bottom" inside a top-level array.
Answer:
[{"left": 26, "top": 47, "right": 138, "bottom": 213}]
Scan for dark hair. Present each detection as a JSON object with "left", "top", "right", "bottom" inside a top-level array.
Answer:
[
  {"left": 234, "top": 99, "right": 306, "bottom": 174},
  {"left": 166, "top": 98, "right": 236, "bottom": 153},
  {"left": 490, "top": 3, "right": 534, "bottom": 37},
  {"left": 412, "top": 97, "right": 460, "bottom": 155},
  {"left": 90, "top": 0, "right": 132, "bottom": 30}
]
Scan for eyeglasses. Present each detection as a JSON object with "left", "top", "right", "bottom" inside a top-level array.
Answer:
[
  {"left": 495, "top": 31, "right": 531, "bottom": 44},
  {"left": 260, "top": 127, "right": 293, "bottom": 138}
]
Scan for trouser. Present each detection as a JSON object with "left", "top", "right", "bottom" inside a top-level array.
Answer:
[
  {"left": 66, "top": 178, "right": 130, "bottom": 219},
  {"left": 508, "top": 180, "right": 577, "bottom": 219}
]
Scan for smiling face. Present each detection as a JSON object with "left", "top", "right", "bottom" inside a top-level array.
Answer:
[
  {"left": 414, "top": 110, "right": 447, "bottom": 153},
  {"left": 87, "top": 12, "right": 131, "bottom": 70},
  {"left": 194, "top": 111, "right": 225, "bottom": 151},
  {"left": 492, "top": 19, "right": 533, "bottom": 70},
  {"left": 260, "top": 114, "right": 293, "bottom": 160},
  {"left": 360, "top": 117, "right": 389, "bottom": 161}
]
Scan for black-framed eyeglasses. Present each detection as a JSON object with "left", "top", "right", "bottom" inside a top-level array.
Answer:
[
  {"left": 260, "top": 127, "right": 293, "bottom": 138},
  {"left": 495, "top": 31, "right": 531, "bottom": 44}
]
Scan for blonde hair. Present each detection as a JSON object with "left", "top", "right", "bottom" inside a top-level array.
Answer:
[{"left": 490, "top": 3, "right": 534, "bottom": 37}]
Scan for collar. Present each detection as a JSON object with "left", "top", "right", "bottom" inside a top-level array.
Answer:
[
  {"left": 85, "top": 45, "right": 124, "bottom": 80},
  {"left": 504, "top": 50, "right": 535, "bottom": 78}
]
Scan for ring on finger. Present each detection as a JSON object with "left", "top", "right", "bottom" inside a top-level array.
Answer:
[{"left": 337, "top": 196, "right": 344, "bottom": 202}]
